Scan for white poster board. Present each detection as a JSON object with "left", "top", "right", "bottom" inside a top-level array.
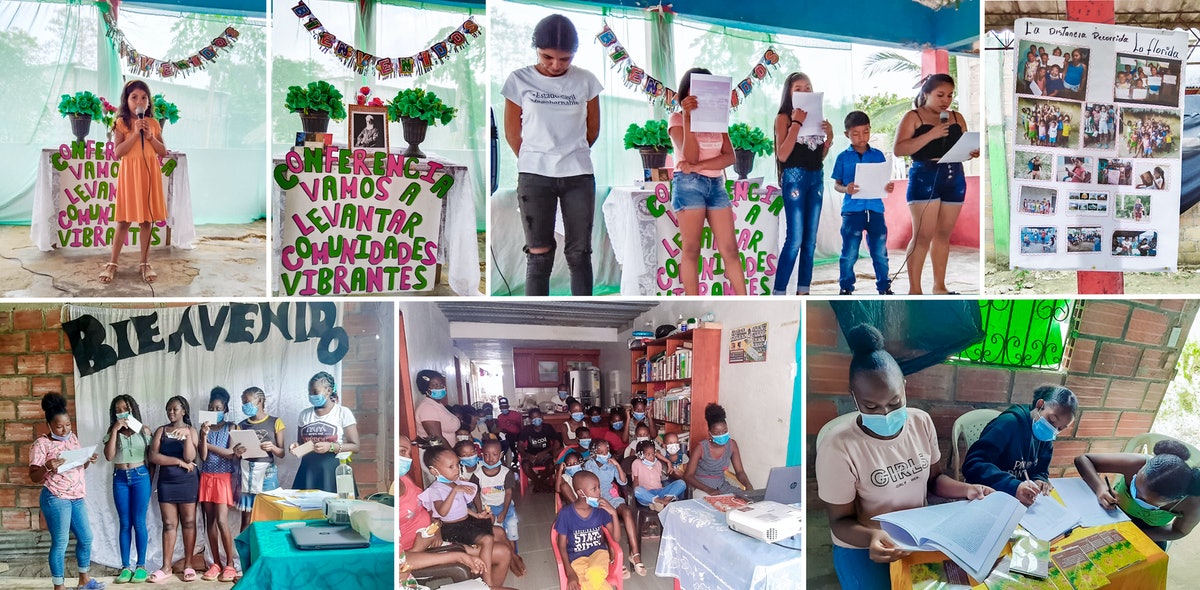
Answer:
[{"left": 1010, "top": 18, "right": 1185, "bottom": 271}]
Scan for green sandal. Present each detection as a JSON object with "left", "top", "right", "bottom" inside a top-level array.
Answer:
[
  {"left": 116, "top": 569, "right": 133, "bottom": 584},
  {"left": 131, "top": 568, "right": 149, "bottom": 584}
]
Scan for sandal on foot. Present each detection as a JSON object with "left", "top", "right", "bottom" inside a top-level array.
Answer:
[
  {"left": 201, "top": 564, "right": 220, "bottom": 581},
  {"left": 78, "top": 580, "right": 106, "bottom": 589},
  {"left": 99, "top": 263, "right": 117, "bottom": 283},
  {"left": 218, "top": 567, "right": 237, "bottom": 583},
  {"left": 146, "top": 571, "right": 172, "bottom": 584},
  {"left": 138, "top": 263, "right": 157, "bottom": 283},
  {"left": 621, "top": 564, "right": 631, "bottom": 580},
  {"left": 182, "top": 568, "right": 197, "bottom": 582},
  {"left": 630, "top": 554, "right": 647, "bottom": 576},
  {"left": 131, "top": 568, "right": 149, "bottom": 583},
  {"left": 115, "top": 570, "right": 133, "bottom": 584}
]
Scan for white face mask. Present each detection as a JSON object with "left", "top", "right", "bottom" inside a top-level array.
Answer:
[{"left": 666, "top": 443, "right": 681, "bottom": 454}]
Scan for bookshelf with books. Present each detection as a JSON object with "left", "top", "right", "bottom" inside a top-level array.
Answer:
[{"left": 629, "top": 327, "right": 721, "bottom": 448}]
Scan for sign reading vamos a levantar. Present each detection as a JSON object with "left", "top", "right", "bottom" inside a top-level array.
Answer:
[
  {"left": 274, "top": 147, "right": 453, "bottom": 295},
  {"left": 1010, "top": 19, "right": 1185, "bottom": 271}
]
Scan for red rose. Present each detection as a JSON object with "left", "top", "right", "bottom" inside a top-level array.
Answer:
[
  {"left": 359, "top": 86, "right": 371, "bottom": 95},
  {"left": 356, "top": 95, "right": 366, "bottom": 105},
  {"left": 370, "top": 97, "right": 383, "bottom": 106}
]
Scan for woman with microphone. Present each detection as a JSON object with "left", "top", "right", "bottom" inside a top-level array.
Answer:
[{"left": 893, "top": 74, "right": 979, "bottom": 295}]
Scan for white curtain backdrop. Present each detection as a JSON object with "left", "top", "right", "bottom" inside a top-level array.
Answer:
[{"left": 67, "top": 303, "right": 343, "bottom": 569}]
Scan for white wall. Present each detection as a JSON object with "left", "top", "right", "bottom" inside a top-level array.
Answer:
[
  {"left": 618, "top": 302, "right": 801, "bottom": 486},
  {"left": 397, "top": 303, "right": 465, "bottom": 404}
]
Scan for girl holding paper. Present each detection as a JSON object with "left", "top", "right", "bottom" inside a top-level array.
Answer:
[
  {"left": 104, "top": 394, "right": 155, "bottom": 584},
  {"left": 773, "top": 72, "right": 833, "bottom": 295},
  {"left": 290, "top": 371, "right": 359, "bottom": 493},
  {"left": 29, "top": 392, "right": 102, "bottom": 590},
  {"left": 893, "top": 73, "right": 979, "bottom": 295},
  {"left": 197, "top": 387, "right": 243, "bottom": 582},
  {"left": 237, "top": 386, "right": 285, "bottom": 531},
  {"left": 147, "top": 395, "right": 200, "bottom": 583},
  {"left": 815, "top": 325, "right": 991, "bottom": 589},
  {"left": 668, "top": 67, "right": 747, "bottom": 296}
]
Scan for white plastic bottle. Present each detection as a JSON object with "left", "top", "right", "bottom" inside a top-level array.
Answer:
[{"left": 335, "top": 452, "right": 355, "bottom": 499}]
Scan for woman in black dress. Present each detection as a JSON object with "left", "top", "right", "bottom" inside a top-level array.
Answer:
[{"left": 147, "top": 395, "right": 200, "bottom": 583}]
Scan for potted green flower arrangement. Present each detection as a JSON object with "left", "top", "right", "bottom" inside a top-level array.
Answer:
[
  {"left": 153, "top": 94, "right": 181, "bottom": 127},
  {"left": 387, "top": 88, "right": 457, "bottom": 158},
  {"left": 728, "top": 123, "right": 773, "bottom": 179},
  {"left": 284, "top": 81, "right": 347, "bottom": 134},
  {"left": 57, "top": 91, "right": 104, "bottom": 141},
  {"left": 623, "top": 120, "right": 672, "bottom": 169}
]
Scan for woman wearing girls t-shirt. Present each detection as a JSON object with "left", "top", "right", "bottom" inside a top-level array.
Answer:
[
  {"left": 290, "top": 372, "right": 359, "bottom": 492},
  {"left": 502, "top": 14, "right": 602, "bottom": 295}
]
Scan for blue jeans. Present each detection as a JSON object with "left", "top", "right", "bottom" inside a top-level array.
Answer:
[
  {"left": 488, "top": 502, "right": 520, "bottom": 541},
  {"left": 634, "top": 479, "right": 687, "bottom": 506},
  {"left": 41, "top": 487, "right": 93, "bottom": 586},
  {"left": 832, "top": 545, "right": 890, "bottom": 590},
  {"left": 839, "top": 211, "right": 890, "bottom": 293},
  {"left": 774, "top": 167, "right": 824, "bottom": 294},
  {"left": 906, "top": 161, "right": 966, "bottom": 203},
  {"left": 112, "top": 466, "right": 151, "bottom": 568}
]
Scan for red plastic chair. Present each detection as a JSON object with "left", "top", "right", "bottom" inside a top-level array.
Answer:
[{"left": 551, "top": 524, "right": 624, "bottom": 590}]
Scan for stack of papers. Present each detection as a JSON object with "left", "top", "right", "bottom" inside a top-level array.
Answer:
[
  {"left": 260, "top": 488, "right": 336, "bottom": 511},
  {"left": 1019, "top": 495, "right": 1081, "bottom": 541},
  {"left": 1049, "top": 478, "right": 1130, "bottom": 527}
]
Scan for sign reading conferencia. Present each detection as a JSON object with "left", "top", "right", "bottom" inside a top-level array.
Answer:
[{"left": 274, "top": 147, "right": 452, "bottom": 295}]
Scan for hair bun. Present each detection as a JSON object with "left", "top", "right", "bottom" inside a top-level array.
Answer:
[
  {"left": 1154, "top": 438, "right": 1191, "bottom": 461},
  {"left": 846, "top": 324, "right": 886, "bottom": 355}
]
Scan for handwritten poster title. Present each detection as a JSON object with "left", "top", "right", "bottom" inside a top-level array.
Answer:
[
  {"left": 50, "top": 141, "right": 173, "bottom": 249},
  {"left": 649, "top": 180, "right": 781, "bottom": 295},
  {"left": 274, "top": 147, "right": 453, "bottom": 295}
]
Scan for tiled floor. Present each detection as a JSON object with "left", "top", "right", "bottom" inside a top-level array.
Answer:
[{"left": 447, "top": 486, "right": 676, "bottom": 590}]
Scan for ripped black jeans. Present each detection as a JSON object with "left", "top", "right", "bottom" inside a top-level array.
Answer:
[{"left": 516, "top": 172, "right": 596, "bottom": 295}]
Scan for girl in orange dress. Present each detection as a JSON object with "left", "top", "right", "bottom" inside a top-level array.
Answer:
[{"left": 101, "top": 80, "right": 167, "bottom": 283}]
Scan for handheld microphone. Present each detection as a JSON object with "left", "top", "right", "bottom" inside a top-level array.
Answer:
[
  {"left": 939, "top": 110, "right": 950, "bottom": 153},
  {"left": 136, "top": 106, "right": 146, "bottom": 149}
]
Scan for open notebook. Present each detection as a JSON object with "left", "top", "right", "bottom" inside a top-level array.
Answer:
[{"left": 873, "top": 492, "right": 1025, "bottom": 582}]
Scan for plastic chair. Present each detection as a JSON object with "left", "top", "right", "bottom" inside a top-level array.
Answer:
[
  {"left": 950, "top": 409, "right": 1001, "bottom": 481},
  {"left": 409, "top": 545, "right": 475, "bottom": 586},
  {"left": 814, "top": 412, "right": 860, "bottom": 451},
  {"left": 1123, "top": 432, "right": 1200, "bottom": 465},
  {"left": 551, "top": 525, "right": 624, "bottom": 590},
  {"left": 518, "top": 458, "right": 550, "bottom": 495}
]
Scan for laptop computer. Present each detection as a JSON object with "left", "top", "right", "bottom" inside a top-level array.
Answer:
[
  {"left": 290, "top": 525, "right": 370, "bottom": 550},
  {"left": 741, "top": 466, "right": 803, "bottom": 505}
]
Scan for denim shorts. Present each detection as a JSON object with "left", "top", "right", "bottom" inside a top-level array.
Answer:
[
  {"left": 672, "top": 172, "right": 731, "bottom": 211},
  {"left": 907, "top": 160, "right": 966, "bottom": 203}
]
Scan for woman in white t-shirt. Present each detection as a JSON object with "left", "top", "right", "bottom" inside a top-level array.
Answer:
[
  {"left": 501, "top": 14, "right": 602, "bottom": 296},
  {"left": 815, "top": 325, "right": 991, "bottom": 590},
  {"left": 289, "top": 371, "right": 358, "bottom": 493}
]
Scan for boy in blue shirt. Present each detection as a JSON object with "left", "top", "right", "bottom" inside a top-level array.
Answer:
[
  {"left": 832, "top": 111, "right": 894, "bottom": 295},
  {"left": 554, "top": 470, "right": 617, "bottom": 590}
]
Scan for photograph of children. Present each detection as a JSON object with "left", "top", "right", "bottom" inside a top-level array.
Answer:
[
  {"left": 1020, "top": 226, "right": 1058, "bottom": 254},
  {"left": 1015, "top": 150, "right": 1051, "bottom": 181},
  {"left": 1081, "top": 103, "right": 1117, "bottom": 150},
  {"left": 1115, "top": 194, "right": 1151, "bottom": 222},
  {"left": 1067, "top": 191, "right": 1108, "bottom": 215},
  {"left": 1132, "top": 161, "right": 1168, "bottom": 191},
  {"left": 1113, "top": 53, "right": 1181, "bottom": 107},
  {"left": 1019, "top": 185, "right": 1057, "bottom": 215},
  {"left": 1098, "top": 158, "right": 1134, "bottom": 186},
  {"left": 1111, "top": 229, "right": 1157, "bottom": 257},
  {"left": 1118, "top": 107, "right": 1181, "bottom": 159},
  {"left": 1067, "top": 226, "right": 1104, "bottom": 253},
  {"left": 1017, "top": 41, "right": 1090, "bottom": 100},
  {"left": 1055, "top": 155, "right": 1094, "bottom": 183},
  {"left": 1017, "top": 98, "right": 1082, "bottom": 148}
]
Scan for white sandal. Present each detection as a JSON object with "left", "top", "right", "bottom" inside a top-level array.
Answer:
[{"left": 99, "top": 262, "right": 117, "bottom": 283}]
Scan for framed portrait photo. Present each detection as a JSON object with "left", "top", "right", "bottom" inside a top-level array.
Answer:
[{"left": 347, "top": 105, "right": 389, "bottom": 152}]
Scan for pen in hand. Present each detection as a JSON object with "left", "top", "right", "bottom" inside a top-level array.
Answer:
[{"left": 1103, "top": 475, "right": 1118, "bottom": 510}]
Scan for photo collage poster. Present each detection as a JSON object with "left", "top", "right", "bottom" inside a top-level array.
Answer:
[{"left": 1010, "top": 18, "right": 1186, "bottom": 270}]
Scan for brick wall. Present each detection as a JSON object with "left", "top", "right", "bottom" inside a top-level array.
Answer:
[
  {"left": 0, "top": 303, "right": 393, "bottom": 536},
  {"left": 806, "top": 299, "right": 1200, "bottom": 509}
]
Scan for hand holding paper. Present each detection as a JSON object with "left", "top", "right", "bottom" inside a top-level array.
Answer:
[
  {"left": 57, "top": 445, "right": 100, "bottom": 473},
  {"left": 292, "top": 441, "right": 315, "bottom": 457},
  {"left": 229, "top": 430, "right": 268, "bottom": 459},
  {"left": 852, "top": 162, "right": 892, "bottom": 199},
  {"left": 938, "top": 132, "right": 980, "bottom": 163},
  {"left": 687, "top": 73, "right": 732, "bottom": 134},
  {"left": 791, "top": 92, "right": 824, "bottom": 138},
  {"left": 198, "top": 410, "right": 222, "bottom": 427}
]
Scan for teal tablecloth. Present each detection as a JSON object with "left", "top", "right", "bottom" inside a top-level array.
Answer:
[{"left": 234, "top": 520, "right": 393, "bottom": 589}]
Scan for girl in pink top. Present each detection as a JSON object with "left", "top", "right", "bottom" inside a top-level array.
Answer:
[
  {"left": 668, "top": 67, "right": 747, "bottom": 296},
  {"left": 419, "top": 447, "right": 506, "bottom": 587},
  {"left": 29, "top": 393, "right": 103, "bottom": 590},
  {"left": 815, "top": 325, "right": 992, "bottom": 590}
]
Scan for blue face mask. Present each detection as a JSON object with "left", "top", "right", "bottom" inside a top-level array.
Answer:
[
  {"left": 211, "top": 411, "right": 225, "bottom": 423},
  {"left": 116, "top": 412, "right": 130, "bottom": 420},
  {"left": 396, "top": 455, "right": 413, "bottom": 476},
  {"left": 532, "top": 418, "right": 543, "bottom": 427},
  {"left": 590, "top": 415, "right": 602, "bottom": 424},
  {"left": 711, "top": 433, "right": 731, "bottom": 446},
  {"left": 309, "top": 394, "right": 327, "bottom": 408},
  {"left": 571, "top": 412, "right": 585, "bottom": 422},
  {"left": 500, "top": 408, "right": 510, "bottom": 415},
  {"left": 565, "top": 465, "right": 582, "bottom": 476},
  {"left": 595, "top": 454, "right": 610, "bottom": 465},
  {"left": 483, "top": 459, "right": 503, "bottom": 470},
  {"left": 435, "top": 474, "right": 454, "bottom": 484},
  {"left": 460, "top": 455, "right": 480, "bottom": 468},
  {"left": 242, "top": 403, "right": 258, "bottom": 418},
  {"left": 579, "top": 438, "right": 591, "bottom": 449},
  {"left": 429, "top": 388, "right": 447, "bottom": 400},
  {"left": 632, "top": 411, "right": 646, "bottom": 421},
  {"left": 1032, "top": 415, "right": 1058, "bottom": 442},
  {"left": 585, "top": 496, "right": 600, "bottom": 508},
  {"left": 611, "top": 421, "right": 624, "bottom": 431},
  {"left": 641, "top": 458, "right": 657, "bottom": 467},
  {"left": 50, "top": 432, "right": 71, "bottom": 442},
  {"left": 558, "top": 391, "right": 568, "bottom": 400},
  {"left": 1130, "top": 475, "right": 1161, "bottom": 511},
  {"left": 859, "top": 406, "right": 908, "bottom": 438}
]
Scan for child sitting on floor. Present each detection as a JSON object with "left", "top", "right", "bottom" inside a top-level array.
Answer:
[
  {"left": 554, "top": 470, "right": 617, "bottom": 590},
  {"left": 631, "top": 440, "right": 687, "bottom": 512}
]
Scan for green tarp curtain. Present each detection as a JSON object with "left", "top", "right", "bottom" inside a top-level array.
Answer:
[{"left": 829, "top": 300, "right": 985, "bottom": 376}]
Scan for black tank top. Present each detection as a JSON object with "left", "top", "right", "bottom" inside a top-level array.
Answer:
[
  {"left": 779, "top": 142, "right": 824, "bottom": 171},
  {"left": 909, "top": 109, "right": 964, "bottom": 161}
]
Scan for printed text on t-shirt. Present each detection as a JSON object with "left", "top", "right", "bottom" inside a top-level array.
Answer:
[
  {"left": 870, "top": 452, "right": 930, "bottom": 487},
  {"left": 528, "top": 91, "right": 580, "bottom": 106}
]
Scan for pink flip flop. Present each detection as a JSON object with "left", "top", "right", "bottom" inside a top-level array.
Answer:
[
  {"left": 182, "top": 568, "right": 197, "bottom": 582},
  {"left": 147, "top": 570, "right": 173, "bottom": 584}
]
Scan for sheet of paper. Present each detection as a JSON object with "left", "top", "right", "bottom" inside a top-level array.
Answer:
[
  {"left": 293, "top": 440, "right": 315, "bottom": 457},
  {"left": 1115, "top": 87, "right": 1132, "bottom": 99},
  {"left": 229, "top": 429, "right": 268, "bottom": 459},
  {"left": 198, "top": 410, "right": 222, "bottom": 427},
  {"left": 1030, "top": 81, "right": 1043, "bottom": 96},
  {"left": 1050, "top": 478, "right": 1131, "bottom": 527},
  {"left": 791, "top": 92, "right": 825, "bottom": 138},
  {"left": 1164, "top": 74, "right": 1177, "bottom": 84},
  {"left": 1019, "top": 494, "right": 1080, "bottom": 541},
  {"left": 1133, "top": 88, "right": 1149, "bottom": 100},
  {"left": 122, "top": 414, "right": 143, "bottom": 434},
  {"left": 1148, "top": 76, "right": 1163, "bottom": 87},
  {"left": 687, "top": 73, "right": 732, "bottom": 134},
  {"left": 1046, "top": 55, "right": 1065, "bottom": 68},
  {"left": 852, "top": 162, "right": 891, "bottom": 199},
  {"left": 938, "top": 131, "right": 980, "bottom": 163},
  {"left": 58, "top": 444, "right": 99, "bottom": 472}
]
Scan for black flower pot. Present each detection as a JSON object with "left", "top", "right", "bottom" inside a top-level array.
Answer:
[
  {"left": 158, "top": 118, "right": 169, "bottom": 128},
  {"left": 401, "top": 117, "right": 429, "bottom": 158},
  {"left": 733, "top": 149, "right": 756, "bottom": 180},
  {"left": 638, "top": 147, "right": 668, "bottom": 170},
  {"left": 69, "top": 115, "right": 92, "bottom": 142},
  {"left": 300, "top": 112, "right": 330, "bottom": 134}
]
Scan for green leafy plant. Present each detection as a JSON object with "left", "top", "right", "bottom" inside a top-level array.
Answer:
[
  {"left": 152, "top": 94, "right": 181, "bottom": 125},
  {"left": 284, "top": 80, "right": 347, "bottom": 121},
  {"left": 57, "top": 91, "right": 104, "bottom": 119},
  {"left": 387, "top": 88, "right": 456, "bottom": 126},
  {"left": 623, "top": 120, "right": 672, "bottom": 151},
  {"left": 728, "top": 123, "right": 773, "bottom": 157}
]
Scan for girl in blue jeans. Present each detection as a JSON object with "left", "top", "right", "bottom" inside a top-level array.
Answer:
[
  {"left": 668, "top": 67, "right": 747, "bottom": 296},
  {"left": 773, "top": 72, "right": 833, "bottom": 295},
  {"left": 104, "top": 394, "right": 155, "bottom": 584},
  {"left": 29, "top": 393, "right": 104, "bottom": 590}
]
